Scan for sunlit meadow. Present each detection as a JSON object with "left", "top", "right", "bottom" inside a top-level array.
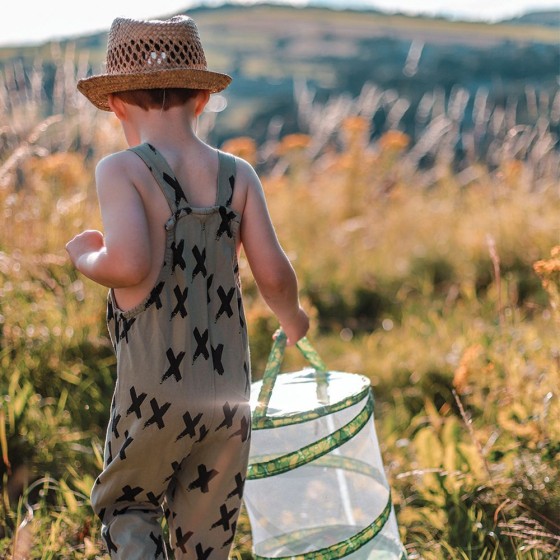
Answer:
[{"left": 0, "top": 45, "right": 559, "bottom": 559}]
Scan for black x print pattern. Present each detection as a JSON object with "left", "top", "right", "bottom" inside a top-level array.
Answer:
[
  {"left": 192, "top": 328, "right": 209, "bottom": 363},
  {"left": 225, "top": 175, "right": 235, "bottom": 206},
  {"left": 226, "top": 472, "right": 245, "bottom": 501},
  {"left": 211, "top": 343, "right": 225, "bottom": 375},
  {"left": 176, "top": 410, "right": 203, "bottom": 441},
  {"left": 206, "top": 273, "right": 214, "bottom": 303},
  {"left": 188, "top": 464, "right": 219, "bottom": 493},
  {"left": 147, "top": 490, "right": 164, "bottom": 507},
  {"left": 145, "top": 281, "right": 165, "bottom": 310},
  {"left": 192, "top": 245, "right": 207, "bottom": 279},
  {"left": 229, "top": 413, "right": 250, "bottom": 443},
  {"left": 215, "top": 286, "right": 235, "bottom": 322},
  {"left": 143, "top": 398, "right": 172, "bottom": 430},
  {"left": 168, "top": 477, "right": 179, "bottom": 501},
  {"left": 196, "top": 543, "right": 214, "bottom": 560},
  {"left": 127, "top": 386, "right": 147, "bottom": 418},
  {"left": 107, "top": 299, "right": 115, "bottom": 324},
  {"left": 244, "top": 361, "right": 250, "bottom": 393},
  {"left": 222, "top": 520, "right": 237, "bottom": 549},
  {"left": 119, "top": 316, "right": 135, "bottom": 344},
  {"left": 175, "top": 527, "right": 194, "bottom": 553},
  {"left": 216, "top": 206, "right": 236, "bottom": 240},
  {"left": 171, "top": 239, "right": 186, "bottom": 272},
  {"left": 102, "top": 525, "right": 118, "bottom": 553},
  {"left": 197, "top": 424, "right": 209, "bottom": 443},
  {"left": 211, "top": 503, "right": 238, "bottom": 532},
  {"left": 216, "top": 402, "right": 238, "bottom": 431},
  {"left": 237, "top": 296, "right": 245, "bottom": 330},
  {"left": 111, "top": 411, "right": 121, "bottom": 439},
  {"left": 164, "top": 460, "right": 183, "bottom": 483},
  {"left": 118, "top": 316, "right": 136, "bottom": 345},
  {"left": 119, "top": 431, "right": 133, "bottom": 461},
  {"left": 162, "top": 348, "right": 186, "bottom": 383},
  {"left": 116, "top": 484, "right": 143, "bottom": 503},
  {"left": 163, "top": 171, "right": 188, "bottom": 209},
  {"left": 171, "top": 285, "right": 189, "bottom": 319},
  {"left": 150, "top": 531, "right": 165, "bottom": 558}
]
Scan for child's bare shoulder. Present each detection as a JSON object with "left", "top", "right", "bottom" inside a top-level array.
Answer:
[
  {"left": 95, "top": 149, "right": 144, "bottom": 176},
  {"left": 232, "top": 155, "right": 257, "bottom": 181},
  {"left": 94, "top": 149, "right": 150, "bottom": 191}
]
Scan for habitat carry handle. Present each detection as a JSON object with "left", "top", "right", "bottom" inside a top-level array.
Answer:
[{"left": 253, "top": 329, "right": 328, "bottom": 419}]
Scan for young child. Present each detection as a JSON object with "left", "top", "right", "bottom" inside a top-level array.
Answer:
[{"left": 66, "top": 15, "right": 309, "bottom": 559}]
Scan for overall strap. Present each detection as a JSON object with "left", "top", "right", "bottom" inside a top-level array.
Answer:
[
  {"left": 216, "top": 151, "right": 237, "bottom": 207},
  {"left": 128, "top": 143, "right": 189, "bottom": 214}
]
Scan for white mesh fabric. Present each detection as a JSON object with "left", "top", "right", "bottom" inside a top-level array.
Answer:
[{"left": 246, "top": 371, "right": 406, "bottom": 559}]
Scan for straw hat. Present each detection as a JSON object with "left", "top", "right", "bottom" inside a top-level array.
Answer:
[{"left": 77, "top": 15, "right": 231, "bottom": 111}]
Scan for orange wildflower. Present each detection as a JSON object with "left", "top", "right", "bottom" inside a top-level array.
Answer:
[
  {"left": 276, "top": 133, "right": 311, "bottom": 156},
  {"left": 379, "top": 130, "right": 410, "bottom": 152},
  {"left": 341, "top": 116, "right": 370, "bottom": 135},
  {"left": 221, "top": 136, "right": 257, "bottom": 164},
  {"left": 533, "top": 246, "right": 560, "bottom": 276}
]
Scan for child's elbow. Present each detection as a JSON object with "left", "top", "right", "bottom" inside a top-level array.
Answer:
[
  {"left": 258, "top": 265, "right": 296, "bottom": 297},
  {"left": 114, "top": 252, "right": 151, "bottom": 287},
  {"left": 121, "top": 265, "right": 150, "bottom": 287}
]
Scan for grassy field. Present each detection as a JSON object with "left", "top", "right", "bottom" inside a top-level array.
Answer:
[{"left": 0, "top": 26, "right": 559, "bottom": 559}]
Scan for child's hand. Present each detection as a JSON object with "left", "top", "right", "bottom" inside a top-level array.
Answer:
[
  {"left": 66, "top": 230, "right": 105, "bottom": 268},
  {"left": 280, "top": 307, "right": 310, "bottom": 346}
]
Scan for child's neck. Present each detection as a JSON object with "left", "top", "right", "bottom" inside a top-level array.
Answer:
[{"left": 128, "top": 105, "right": 200, "bottom": 149}]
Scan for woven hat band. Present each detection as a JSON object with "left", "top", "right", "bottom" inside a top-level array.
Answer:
[{"left": 106, "top": 16, "right": 208, "bottom": 75}]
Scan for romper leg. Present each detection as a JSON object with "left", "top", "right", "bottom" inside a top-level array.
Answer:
[
  {"left": 90, "top": 393, "right": 195, "bottom": 559},
  {"left": 165, "top": 409, "right": 251, "bottom": 560}
]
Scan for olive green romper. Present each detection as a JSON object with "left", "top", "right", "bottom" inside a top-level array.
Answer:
[{"left": 91, "top": 143, "right": 251, "bottom": 560}]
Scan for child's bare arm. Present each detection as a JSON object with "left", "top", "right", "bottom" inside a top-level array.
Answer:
[
  {"left": 239, "top": 161, "right": 309, "bottom": 345},
  {"left": 66, "top": 154, "right": 151, "bottom": 288}
]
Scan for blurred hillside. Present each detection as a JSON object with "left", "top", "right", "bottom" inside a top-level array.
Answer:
[
  {"left": 0, "top": 3, "right": 558, "bottom": 150},
  {"left": 501, "top": 10, "right": 560, "bottom": 27}
]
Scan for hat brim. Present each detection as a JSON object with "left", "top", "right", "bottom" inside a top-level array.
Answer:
[{"left": 77, "top": 69, "right": 232, "bottom": 111}]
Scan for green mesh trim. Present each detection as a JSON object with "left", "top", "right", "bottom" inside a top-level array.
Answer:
[
  {"left": 252, "top": 382, "right": 372, "bottom": 430},
  {"left": 295, "top": 336, "right": 328, "bottom": 373},
  {"left": 250, "top": 447, "right": 388, "bottom": 485},
  {"left": 248, "top": 394, "right": 373, "bottom": 479},
  {"left": 254, "top": 331, "right": 288, "bottom": 419},
  {"left": 309, "top": 453, "right": 388, "bottom": 485},
  {"left": 254, "top": 492, "right": 393, "bottom": 560}
]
